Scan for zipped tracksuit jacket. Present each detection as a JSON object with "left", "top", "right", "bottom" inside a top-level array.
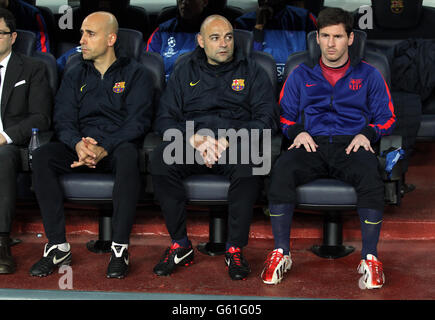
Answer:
[
  {"left": 279, "top": 57, "right": 395, "bottom": 143},
  {"left": 54, "top": 57, "right": 153, "bottom": 153}
]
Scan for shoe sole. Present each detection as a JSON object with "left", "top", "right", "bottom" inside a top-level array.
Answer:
[{"left": 106, "top": 271, "right": 128, "bottom": 279}]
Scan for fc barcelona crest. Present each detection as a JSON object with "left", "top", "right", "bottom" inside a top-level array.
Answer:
[
  {"left": 391, "top": 0, "right": 404, "bottom": 14},
  {"left": 113, "top": 82, "right": 126, "bottom": 93},
  {"left": 349, "top": 79, "right": 363, "bottom": 91},
  {"left": 231, "top": 79, "right": 245, "bottom": 91}
]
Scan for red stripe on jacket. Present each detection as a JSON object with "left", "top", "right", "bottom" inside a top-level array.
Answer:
[{"left": 36, "top": 13, "right": 47, "bottom": 52}]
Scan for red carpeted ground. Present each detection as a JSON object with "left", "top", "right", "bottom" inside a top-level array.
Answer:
[{"left": 1, "top": 142, "right": 435, "bottom": 300}]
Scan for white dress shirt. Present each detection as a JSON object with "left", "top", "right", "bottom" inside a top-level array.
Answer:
[{"left": 0, "top": 51, "right": 13, "bottom": 144}]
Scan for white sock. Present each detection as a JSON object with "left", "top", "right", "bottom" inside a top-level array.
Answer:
[{"left": 57, "top": 242, "right": 70, "bottom": 252}]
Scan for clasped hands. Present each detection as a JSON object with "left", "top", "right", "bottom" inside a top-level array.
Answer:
[
  {"left": 290, "top": 132, "right": 374, "bottom": 154},
  {"left": 72, "top": 137, "right": 108, "bottom": 168},
  {"left": 189, "top": 134, "right": 229, "bottom": 168}
]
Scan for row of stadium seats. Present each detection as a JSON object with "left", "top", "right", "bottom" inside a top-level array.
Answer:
[{"left": 14, "top": 27, "right": 404, "bottom": 259}]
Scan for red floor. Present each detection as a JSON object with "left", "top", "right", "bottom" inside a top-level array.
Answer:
[
  {"left": 2, "top": 234, "right": 435, "bottom": 300},
  {"left": 2, "top": 142, "right": 435, "bottom": 300}
]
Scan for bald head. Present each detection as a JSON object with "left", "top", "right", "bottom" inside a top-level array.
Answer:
[
  {"left": 197, "top": 15, "right": 234, "bottom": 65},
  {"left": 84, "top": 11, "right": 119, "bottom": 35},
  {"left": 80, "top": 11, "right": 119, "bottom": 64},
  {"left": 200, "top": 15, "right": 232, "bottom": 36}
]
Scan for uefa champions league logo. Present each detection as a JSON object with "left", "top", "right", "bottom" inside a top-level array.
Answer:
[{"left": 163, "top": 36, "right": 179, "bottom": 58}]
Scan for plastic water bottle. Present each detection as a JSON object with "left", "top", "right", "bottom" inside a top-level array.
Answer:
[{"left": 28, "top": 128, "right": 40, "bottom": 170}]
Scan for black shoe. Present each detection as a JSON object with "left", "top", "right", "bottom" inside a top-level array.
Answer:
[
  {"left": 0, "top": 237, "right": 15, "bottom": 274},
  {"left": 29, "top": 243, "right": 72, "bottom": 277},
  {"left": 106, "top": 244, "right": 129, "bottom": 279},
  {"left": 225, "top": 247, "right": 250, "bottom": 280},
  {"left": 153, "top": 241, "right": 194, "bottom": 276}
]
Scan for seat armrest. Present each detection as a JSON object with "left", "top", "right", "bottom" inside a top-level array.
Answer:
[
  {"left": 270, "top": 133, "right": 284, "bottom": 169},
  {"left": 141, "top": 131, "right": 163, "bottom": 173}
]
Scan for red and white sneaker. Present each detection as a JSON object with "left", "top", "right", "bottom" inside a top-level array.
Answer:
[
  {"left": 357, "top": 254, "right": 385, "bottom": 289},
  {"left": 261, "top": 249, "right": 292, "bottom": 285}
]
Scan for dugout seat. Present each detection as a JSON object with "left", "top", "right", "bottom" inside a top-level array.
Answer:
[
  {"left": 281, "top": 30, "right": 404, "bottom": 258},
  {"left": 60, "top": 28, "right": 165, "bottom": 253},
  {"left": 144, "top": 29, "right": 281, "bottom": 255}
]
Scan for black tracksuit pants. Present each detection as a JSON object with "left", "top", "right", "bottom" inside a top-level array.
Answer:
[
  {"left": 150, "top": 141, "right": 262, "bottom": 248},
  {"left": 32, "top": 141, "right": 141, "bottom": 244},
  {"left": 268, "top": 136, "right": 384, "bottom": 211}
]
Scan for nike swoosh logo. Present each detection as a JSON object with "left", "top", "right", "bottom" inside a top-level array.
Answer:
[
  {"left": 53, "top": 252, "right": 71, "bottom": 265},
  {"left": 190, "top": 80, "right": 200, "bottom": 87},
  {"left": 174, "top": 249, "right": 193, "bottom": 264},
  {"left": 305, "top": 84, "right": 316, "bottom": 87},
  {"left": 364, "top": 219, "right": 383, "bottom": 225},
  {"left": 80, "top": 84, "right": 87, "bottom": 92}
]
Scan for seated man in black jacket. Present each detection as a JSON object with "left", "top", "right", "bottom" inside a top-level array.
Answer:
[
  {"left": 29, "top": 12, "right": 153, "bottom": 279},
  {"left": 150, "top": 15, "right": 278, "bottom": 281}
]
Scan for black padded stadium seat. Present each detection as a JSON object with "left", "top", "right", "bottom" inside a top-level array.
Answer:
[
  {"left": 144, "top": 29, "right": 280, "bottom": 256},
  {"left": 353, "top": 0, "right": 435, "bottom": 144},
  {"left": 14, "top": 30, "right": 58, "bottom": 106},
  {"left": 64, "top": 28, "right": 145, "bottom": 72},
  {"left": 301, "top": 0, "right": 324, "bottom": 16},
  {"left": 61, "top": 28, "right": 165, "bottom": 253},
  {"left": 56, "top": 0, "right": 150, "bottom": 57},
  {"left": 283, "top": 30, "right": 404, "bottom": 259}
]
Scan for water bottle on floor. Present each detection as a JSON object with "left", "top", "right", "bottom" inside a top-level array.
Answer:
[{"left": 28, "top": 128, "right": 40, "bottom": 170}]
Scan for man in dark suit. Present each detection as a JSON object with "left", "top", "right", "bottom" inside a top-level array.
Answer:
[{"left": 0, "top": 7, "right": 52, "bottom": 274}]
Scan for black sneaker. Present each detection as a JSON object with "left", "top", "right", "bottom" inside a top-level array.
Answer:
[
  {"left": 106, "top": 244, "right": 129, "bottom": 279},
  {"left": 153, "top": 241, "right": 194, "bottom": 276},
  {"left": 29, "top": 243, "right": 72, "bottom": 277},
  {"left": 225, "top": 247, "right": 250, "bottom": 280}
]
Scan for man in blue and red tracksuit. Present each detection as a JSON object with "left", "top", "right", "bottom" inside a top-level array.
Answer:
[
  {"left": 261, "top": 8, "right": 395, "bottom": 289},
  {"left": 1, "top": 0, "right": 50, "bottom": 52},
  {"left": 235, "top": 0, "right": 317, "bottom": 83},
  {"left": 147, "top": 0, "right": 210, "bottom": 81}
]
